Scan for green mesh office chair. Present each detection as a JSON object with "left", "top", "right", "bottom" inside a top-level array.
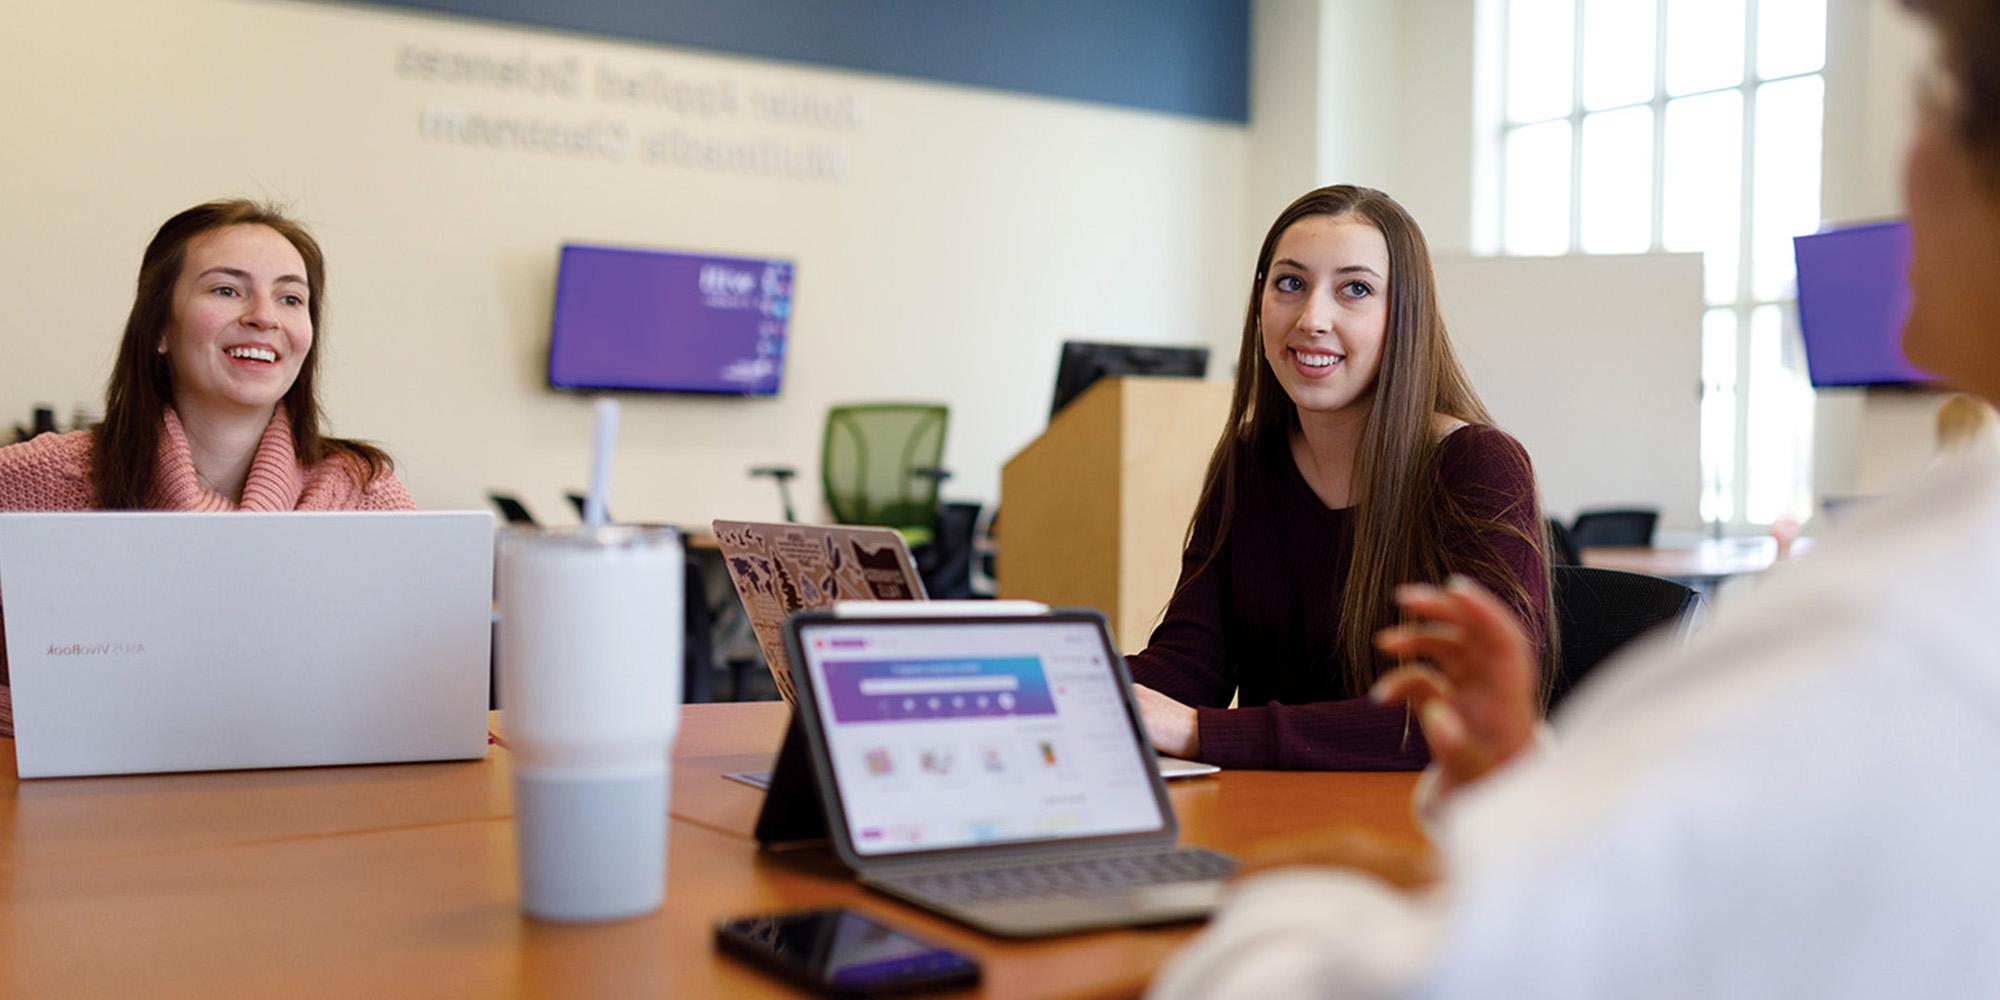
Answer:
[
  {"left": 821, "top": 403, "right": 949, "bottom": 546},
  {"left": 751, "top": 403, "right": 950, "bottom": 544},
  {"left": 748, "top": 403, "right": 982, "bottom": 597}
]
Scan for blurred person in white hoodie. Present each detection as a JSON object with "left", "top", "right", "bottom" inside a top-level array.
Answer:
[{"left": 1150, "top": 1, "right": 2000, "bottom": 997}]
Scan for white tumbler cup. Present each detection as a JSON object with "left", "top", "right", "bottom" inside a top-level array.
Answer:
[{"left": 498, "top": 525, "right": 683, "bottom": 923}]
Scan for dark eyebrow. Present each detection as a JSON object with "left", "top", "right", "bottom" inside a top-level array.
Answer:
[
  {"left": 195, "top": 266, "right": 309, "bottom": 288},
  {"left": 1269, "top": 258, "right": 1384, "bottom": 280}
]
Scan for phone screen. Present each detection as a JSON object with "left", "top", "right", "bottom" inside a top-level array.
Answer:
[{"left": 718, "top": 908, "right": 979, "bottom": 994}]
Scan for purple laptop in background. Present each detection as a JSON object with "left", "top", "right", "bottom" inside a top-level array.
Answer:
[
  {"left": 1794, "top": 220, "right": 1936, "bottom": 388},
  {"left": 548, "top": 243, "right": 794, "bottom": 395}
]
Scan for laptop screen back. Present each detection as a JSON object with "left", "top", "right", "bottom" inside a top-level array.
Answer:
[
  {"left": 711, "top": 520, "right": 927, "bottom": 706},
  {"left": 0, "top": 511, "right": 493, "bottom": 778},
  {"left": 794, "top": 617, "right": 1168, "bottom": 857}
]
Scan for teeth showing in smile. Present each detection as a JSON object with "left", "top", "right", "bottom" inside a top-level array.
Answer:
[
  {"left": 228, "top": 347, "right": 278, "bottom": 363},
  {"left": 1294, "top": 350, "right": 1341, "bottom": 368}
]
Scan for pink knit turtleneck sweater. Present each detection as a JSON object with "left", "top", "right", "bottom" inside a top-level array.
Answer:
[
  {"left": 0, "top": 406, "right": 413, "bottom": 735},
  {"left": 0, "top": 406, "right": 413, "bottom": 511}
]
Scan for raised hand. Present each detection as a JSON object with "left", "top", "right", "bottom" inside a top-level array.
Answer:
[{"left": 1371, "top": 575, "right": 1539, "bottom": 798}]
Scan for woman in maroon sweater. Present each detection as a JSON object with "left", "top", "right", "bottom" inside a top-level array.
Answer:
[{"left": 1127, "top": 185, "right": 1554, "bottom": 770}]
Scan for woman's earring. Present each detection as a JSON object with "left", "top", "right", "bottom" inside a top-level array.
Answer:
[{"left": 156, "top": 341, "right": 168, "bottom": 355}]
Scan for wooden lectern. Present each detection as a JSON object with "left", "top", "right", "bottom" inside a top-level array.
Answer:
[{"left": 998, "top": 377, "right": 1233, "bottom": 652}]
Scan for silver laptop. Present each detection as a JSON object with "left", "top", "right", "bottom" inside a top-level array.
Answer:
[
  {"left": 0, "top": 511, "right": 494, "bottom": 778},
  {"left": 779, "top": 607, "right": 1236, "bottom": 937}
]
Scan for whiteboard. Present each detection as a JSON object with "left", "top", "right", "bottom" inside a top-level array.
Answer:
[{"left": 1433, "top": 253, "right": 1705, "bottom": 532}]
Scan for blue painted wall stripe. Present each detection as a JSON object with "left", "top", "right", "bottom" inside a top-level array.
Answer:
[{"left": 340, "top": 0, "right": 1250, "bottom": 122}]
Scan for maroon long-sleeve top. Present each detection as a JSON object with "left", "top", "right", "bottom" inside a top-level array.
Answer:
[{"left": 1126, "top": 424, "right": 1546, "bottom": 771}]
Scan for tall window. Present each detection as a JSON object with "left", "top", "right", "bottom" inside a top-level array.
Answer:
[{"left": 1493, "top": 0, "right": 1826, "bottom": 527}]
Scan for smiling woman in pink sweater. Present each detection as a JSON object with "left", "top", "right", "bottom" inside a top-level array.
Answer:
[{"left": 0, "top": 200, "right": 414, "bottom": 735}]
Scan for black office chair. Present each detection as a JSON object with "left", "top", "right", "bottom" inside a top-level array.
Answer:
[
  {"left": 974, "top": 506, "right": 999, "bottom": 596},
  {"left": 10, "top": 405, "right": 59, "bottom": 444},
  {"left": 1570, "top": 508, "right": 1659, "bottom": 549},
  {"left": 680, "top": 552, "right": 717, "bottom": 704},
  {"left": 748, "top": 466, "right": 802, "bottom": 521},
  {"left": 488, "top": 492, "right": 538, "bottom": 526},
  {"left": 1550, "top": 565, "right": 1701, "bottom": 710},
  {"left": 915, "top": 501, "right": 983, "bottom": 599}
]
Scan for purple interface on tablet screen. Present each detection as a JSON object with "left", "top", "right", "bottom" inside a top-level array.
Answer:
[
  {"left": 548, "top": 244, "right": 793, "bottom": 394},
  {"left": 820, "top": 657, "right": 1058, "bottom": 724},
  {"left": 1794, "top": 220, "right": 1935, "bottom": 388}
]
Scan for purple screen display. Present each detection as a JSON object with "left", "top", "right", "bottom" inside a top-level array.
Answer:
[
  {"left": 1794, "top": 221, "right": 1935, "bottom": 387},
  {"left": 819, "top": 657, "right": 1058, "bottom": 724},
  {"left": 548, "top": 244, "right": 792, "bottom": 394}
]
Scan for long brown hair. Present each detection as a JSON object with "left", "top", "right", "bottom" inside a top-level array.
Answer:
[
  {"left": 93, "top": 200, "right": 391, "bottom": 508},
  {"left": 1181, "top": 185, "right": 1556, "bottom": 701}
]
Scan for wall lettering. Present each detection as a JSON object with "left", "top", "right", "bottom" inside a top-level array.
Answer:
[{"left": 396, "top": 43, "right": 859, "bottom": 180}]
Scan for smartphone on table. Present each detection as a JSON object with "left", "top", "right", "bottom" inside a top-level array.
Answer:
[{"left": 716, "top": 907, "right": 981, "bottom": 997}]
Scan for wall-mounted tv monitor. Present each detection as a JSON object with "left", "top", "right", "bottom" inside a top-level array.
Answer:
[
  {"left": 1050, "top": 341, "right": 1210, "bottom": 419},
  {"left": 548, "top": 243, "right": 793, "bottom": 395},
  {"left": 1794, "top": 220, "right": 1937, "bottom": 388}
]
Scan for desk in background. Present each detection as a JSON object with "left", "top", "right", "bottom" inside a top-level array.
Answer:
[
  {"left": 1581, "top": 536, "right": 1806, "bottom": 590},
  {"left": 0, "top": 703, "right": 1423, "bottom": 999}
]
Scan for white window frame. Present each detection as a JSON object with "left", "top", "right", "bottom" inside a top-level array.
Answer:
[{"left": 1487, "top": 0, "right": 1824, "bottom": 530}]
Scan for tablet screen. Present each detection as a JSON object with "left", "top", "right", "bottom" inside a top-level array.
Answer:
[{"left": 795, "top": 618, "right": 1167, "bottom": 857}]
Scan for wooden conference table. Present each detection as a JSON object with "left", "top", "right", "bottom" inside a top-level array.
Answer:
[
  {"left": 1581, "top": 536, "right": 1804, "bottom": 587},
  {"left": 0, "top": 703, "right": 1423, "bottom": 999}
]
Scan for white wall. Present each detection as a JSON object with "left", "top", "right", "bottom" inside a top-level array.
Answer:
[
  {"left": 1250, "top": 0, "right": 1323, "bottom": 228},
  {"left": 1315, "top": 0, "right": 1407, "bottom": 193},
  {"left": 1815, "top": 0, "right": 1946, "bottom": 501},
  {"left": 1437, "top": 253, "right": 1707, "bottom": 531},
  {"left": 1822, "top": 0, "right": 1931, "bottom": 225},
  {"left": 0, "top": 0, "right": 1249, "bottom": 525},
  {"left": 1394, "top": 0, "right": 1484, "bottom": 254},
  {"left": 1247, "top": 0, "right": 1480, "bottom": 249}
]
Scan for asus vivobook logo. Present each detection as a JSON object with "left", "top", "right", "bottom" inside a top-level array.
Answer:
[{"left": 45, "top": 642, "right": 147, "bottom": 656}]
